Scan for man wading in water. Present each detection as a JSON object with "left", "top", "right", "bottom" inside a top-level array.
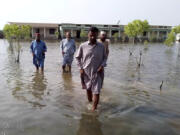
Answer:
[
  {"left": 98, "top": 31, "right": 109, "bottom": 58},
  {"left": 30, "top": 33, "right": 47, "bottom": 72},
  {"left": 76, "top": 27, "right": 107, "bottom": 111},
  {"left": 98, "top": 31, "right": 110, "bottom": 86},
  {"left": 60, "top": 32, "right": 76, "bottom": 73}
]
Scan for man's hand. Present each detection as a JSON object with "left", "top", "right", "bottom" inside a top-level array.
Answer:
[
  {"left": 32, "top": 53, "right": 34, "bottom": 57},
  {"left": 80, "top": 69, "right": 84, "bottom": 74},
  {"left": 62, "top": 52, "right": 65, "bottom": 56},
  {"left": 97, "top": 66, "right": 103, "bottom": 72}
]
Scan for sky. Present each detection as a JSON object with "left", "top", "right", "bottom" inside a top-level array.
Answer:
[{"left": 0, "top": 0, "right": 180, "bottom": 30}]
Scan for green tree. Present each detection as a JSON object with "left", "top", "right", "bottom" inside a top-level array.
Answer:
[
  {"left": 164, "top": 31, "right": 175, "bottom": 47},
  {"left": 124, "top": 20, "right": 149, "bottom": 44},
  {"left": 55, "top": 31, "right": 59, "bottom": 39},
  {"left": 164, "top": 25, "right": 180, "bottom": 46},
  {"left": 3, "top": 24, "right": 31, "bottom": 62},
  {"left": 113, "top": 32, "right": 119, "bottom": 42},
  {"left": 80, "top": 29, "right": 88, "bottom": 38}
]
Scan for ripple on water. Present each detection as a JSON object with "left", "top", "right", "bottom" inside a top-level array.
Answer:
[{"left": 0, "top": 41, "right": 180, "bottom": 134}]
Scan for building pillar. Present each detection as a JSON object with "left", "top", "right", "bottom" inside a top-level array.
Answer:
[
  {"left": 44, "top": 27, "right": 46, "bottom": 39},
  {"left": 31, "top": 28, "right": 34, "bottom": 38},
  {"left": 156, "top": 31, "right": 159, "bottom": 39},
  {"left": 71, "top": 29, "right": 74, "bottom": 37},
  {"left": 61, "top": 29, "right": 64, "bottom": 38},
  {"left": 118, "top": 30, "right": 121, "bottom": 38},
  {"left": 148, "top": 32, "right": 151, "bottom": 39},
  {"left": 166, "top": 31, "right": 169, "bottom": 38},
  {"left": 60, "top": 26, "right": 64, "bottom": 39},
  {"left": 109, "top": 29, "right": 112, "bottom": 38}
]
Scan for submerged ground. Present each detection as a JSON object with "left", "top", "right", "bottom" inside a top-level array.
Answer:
[{"left": 0, "top": 39, "right": 180, "bottom": 135}]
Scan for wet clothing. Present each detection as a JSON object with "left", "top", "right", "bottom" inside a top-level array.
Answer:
[
  {"left": 76, "top": 41, "right": 107, "bottom": 94},
  {"left": 60, "top": 39, "right": 76, "bottom": 66},
  {"left": 97, "top": 39, "right": 110, "bottom": 86},
  {"left": 30, "top": 40, "right": 47, "bottom": 68},
  {"left": 97, "top": 39, "right": 110, "bottom": 58},
  {"left": 32, "top": 57, "right": 45, "bottom": 68}
]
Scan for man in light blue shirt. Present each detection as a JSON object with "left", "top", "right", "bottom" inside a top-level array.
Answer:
[
  {"left": 60, "top": 32, "right": 76, "bottom": 72},
  {"left": 30, "top": 33, "right": 47, "bottom": 72}
]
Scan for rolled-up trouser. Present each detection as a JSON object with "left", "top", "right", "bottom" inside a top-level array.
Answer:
[
  {"left": 33, "top": 56, "right": 45, "bottom": 68},
  {"left": 62, "top": 55, "right": 73, "bottom": 66},
  {"left": 83, "top": 70, "right": 104, "bottom": 94}
]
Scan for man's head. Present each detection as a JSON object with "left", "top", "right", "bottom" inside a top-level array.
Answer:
[
  {"left": 35, "top": 33, "right": 41, "bottom": 42},
  {"left": 66, "top": 32, "right": 71, "bottom": 40},
  {"left": 88, "top": 27, "right": 99, "bottom": 44},
  {"left": 100, "top": 31, "right": 107, "bottom": 42}
]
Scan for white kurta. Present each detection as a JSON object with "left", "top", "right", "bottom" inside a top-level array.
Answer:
[{"left": 76, "top": 41, "right": 107, "bottom": 94}]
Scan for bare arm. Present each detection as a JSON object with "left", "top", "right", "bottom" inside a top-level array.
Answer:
[
  {"left": 101, "top": 45, "right": 107, "bottom": 67},
  {"left": 60, "top": 40, "right": 64, "bottom": 56},
  {"left": 106, "top": 42, "right": 109, "bottom": 57},
  {"left": 30, "top": 41, "right": 34, "bottom": 56},
  {"left": 97, "top": 45, "right": 107, "bottom": 72},
  {"left": 73, "top": 40, "right": 76, "bottom": 53}
]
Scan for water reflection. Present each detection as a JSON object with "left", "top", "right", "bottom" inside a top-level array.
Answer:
[
  {"left": 136, "top": 68, "right": 141, "bottom": 81},
  {"left": 12, "top": 72, "right": 47, "bottom": 108},
  {"left": 62, "top": 73, "right": 74, "bottom": 91},
  {"left": 31, "top": 72, "right": 47, "bottom": 100},
  {"left": 126, "top": 54, "right": 143, "bottom": 82},
  {"left": 76, "top": 114, "right": 103, "bottom": 135},
  {"left": 1, "top": 40, "right": 180, "bottom": 134},
  {"left": 29, "top": 72, "right": 47, "bottom": 108},
  {"left": 126, "top": 55, "right": 136, "bottom": 80},
  {"left": 60, "top": 73, "right": 80, "bottom": 111},
  {"left": 11, "top": 67, "right": 24, "bottom": 101}
]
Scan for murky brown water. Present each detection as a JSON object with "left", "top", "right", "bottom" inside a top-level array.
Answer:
[{"left": 1, "top": 39, "right": 180, "bottom": 135}]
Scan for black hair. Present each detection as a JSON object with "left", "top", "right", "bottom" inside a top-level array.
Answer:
[{"left": 88, "top": 27, "right": 99, "bottom": 33}]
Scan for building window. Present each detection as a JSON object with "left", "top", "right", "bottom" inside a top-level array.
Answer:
[
  {"left": 49, "top": 29, "right": 55, "bottom": 35},
  {"left": 112, "top": 25, "right": 119, "bottom": 27},
  {"left": 143, "top": 32, "right": 147, "bottom": 36},
  {"left": 85, "top": 25, "right": 91, "bottom": 27},
  {"left": 36, "top": 28, "right": 40, "bottom": 33}
]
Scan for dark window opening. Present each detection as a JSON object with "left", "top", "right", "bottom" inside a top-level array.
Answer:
[
  {"left": 85, "top": 25, "right": 91, "bottom": 27},
  {"left": 36, "top": 28, "right": 40, "bottom": 33},
  {"left": 112, "top": 30, "right": 118, "bottom": 35},
  {"left": 49, "top": 29, "right": 55, "bottom": 34},
  {"left": 112, "top": 25, "right": 119, "bottom": 27},
  {"left": 76, "top": 30, "right": 80, "bottom": 38},
  {"left": 143, "top": 32, "right": 147, "bottom": 36}
]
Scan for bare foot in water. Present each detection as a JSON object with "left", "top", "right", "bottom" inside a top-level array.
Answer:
[{"left": 92, "top": 105, "right": 97, "bottom": 112}]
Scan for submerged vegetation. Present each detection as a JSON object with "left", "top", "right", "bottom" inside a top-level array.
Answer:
[
  {"left": 165, "top": 25, "right": 180, "bottom": 46},
  {"left": 3, "top": 24, "right": 31, "bottom": 62}
]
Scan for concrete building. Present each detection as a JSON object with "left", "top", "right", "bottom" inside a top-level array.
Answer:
[
  {"left": 9, "top": 22, "right": 172, "bottom": 42},
  {"left": 59, "top": 23, "right": 172, "bottom": 42},
  {"left": 59, "top": 23, "right": 123, "bottom": 39},
  {"left": 9, "top": 22, "right": 59, "bottom": 40}
]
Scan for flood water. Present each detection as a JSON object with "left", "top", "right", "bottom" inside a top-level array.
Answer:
[{"left": 0, "top": 39, "right": 180, "bottom": 135}]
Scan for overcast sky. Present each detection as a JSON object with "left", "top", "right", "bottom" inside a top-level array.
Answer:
[{"left": 0, "top": 0, "right": 180, "bottom": 29}]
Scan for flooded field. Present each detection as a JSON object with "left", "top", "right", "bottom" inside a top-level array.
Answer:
[{"left": 0, "top": 39, "right": 180, "bottom": 135}]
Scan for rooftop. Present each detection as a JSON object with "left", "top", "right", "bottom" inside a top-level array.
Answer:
[{"left": 8, "top": 22, "right": 59, "bottom": 28}]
